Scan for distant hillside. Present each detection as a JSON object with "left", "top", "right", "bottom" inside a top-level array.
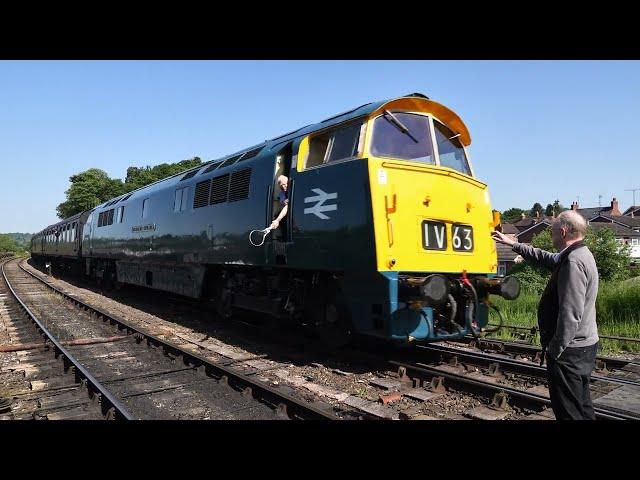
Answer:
[{"left": 1, "top": 233, "right": 32, "bottom": 247}]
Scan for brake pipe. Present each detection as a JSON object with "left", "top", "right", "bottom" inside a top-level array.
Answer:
[{"left": 460, "top": 270, "right": 482, "bottom": 344}]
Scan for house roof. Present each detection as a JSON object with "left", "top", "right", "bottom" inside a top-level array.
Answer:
[
  {"left": 589, "top": 222, "right": 640, "bottom": 237},
  {"left": 622, "top": 206, "right": 640, "bottom": 216},
  {"left": 516, "top": 220, "right": 552, "bottom": 239},
  {"left": 589, "top": 214, "right": 640, "bottom": 228},
  {"left": 576, "top": 207, "right": 611, "bottom": 219},
  {"left": 501, "top": 223, "right": 519, "bottom": 234},
  {"left": 512, "top": 216, "right": 554, "bottom": 232}
]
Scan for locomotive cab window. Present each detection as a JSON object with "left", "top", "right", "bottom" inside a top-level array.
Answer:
[
  {"left": 433, "top": 120, "right": 472, "bottom": 176},
  {"left": 370, "top": 112, "right": 435, "bottom": 165},
  {"left": 142, "top": 198, "right": 150, "bottom": 219},
  {"left": 116, "top": 206, "right": 125, "bottom": 223},
  {"left": 174, "top": 187, "right": 189, "bottom": 213},
  {"left": 305, "top": 122, "right": 364, "bottom": 169}
]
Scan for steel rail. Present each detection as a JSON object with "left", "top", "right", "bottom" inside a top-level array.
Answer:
[
  {"left": 2, "top": 258, "right": 133, "bottom": 420},
  {"left": 416, "top": 343, "right": 640, "bottom": 388},
  {"left": 488, "top": 323, "right": 640, "bottom": 344},
  {"left": 388, "top": 360, "right": 639, "bottom": 420},
  {"left": 456, "top": 336, "right": 640, "bottom": 370},
  {"left": 18, "top": 260, "right": 337, "bottom": 420}
]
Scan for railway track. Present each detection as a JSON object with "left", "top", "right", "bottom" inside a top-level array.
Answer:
[
  {"left": 1, "top": 258, "right": 340, "bottom": 420},
  {"left": 414, "top": 343, "right": 640, "bottom": 388},
  {"left": 18, "top": 259, "right": 640, "bottom": 420},
  {"left": 385, "top": 359, "right": 637, "bottom": 420},
  {"left": 0, "top": 257, "right": 125, "bottom": 419},
  {"left": 385, "top": 344, "right": 640, "bottom": 420},
  {"left": 454, "top": 335, "right": 640, "bottom": 372}
]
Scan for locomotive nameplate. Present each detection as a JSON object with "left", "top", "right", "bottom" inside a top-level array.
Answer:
[
  {"left": 421, "top": 222, "right": 474, "bottom": 252},
  {"left": 132, "top": 223, "right": 157, "bottom": 233}
]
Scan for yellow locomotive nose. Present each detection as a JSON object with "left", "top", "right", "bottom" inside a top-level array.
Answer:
[{"left": 369, "top": 161, "right": 497, "bottom": 276}]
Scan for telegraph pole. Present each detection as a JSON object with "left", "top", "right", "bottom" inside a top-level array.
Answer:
[{"left": 626, "top": 188, "right": 640, "bottom": 218}]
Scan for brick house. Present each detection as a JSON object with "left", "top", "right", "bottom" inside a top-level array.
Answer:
[
  {"left": 495, "top": 197, "right": 640, "bottom": 272},
  {"left": 495, "top": 222, "right": 523, "bottom": 275},
  {"left": 576, "top": 199, "right": 640, "bottom": 261}
]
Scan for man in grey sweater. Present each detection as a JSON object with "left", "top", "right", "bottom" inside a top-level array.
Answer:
[{"left": 492, "top": 210, "right": 599, "bottom": 420}]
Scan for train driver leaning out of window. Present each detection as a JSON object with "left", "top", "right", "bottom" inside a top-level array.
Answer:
[{"left": 270, "top": 175, "right": 289, "bottom": 230}]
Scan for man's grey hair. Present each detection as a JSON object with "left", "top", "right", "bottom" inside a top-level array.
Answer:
[{"left": 555, "top": 210, "right": 588, "bottom": 239}]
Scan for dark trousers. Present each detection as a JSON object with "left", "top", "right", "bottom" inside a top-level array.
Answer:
[{"left": 546, "top": 343, "right": 598, "bottom": 420}]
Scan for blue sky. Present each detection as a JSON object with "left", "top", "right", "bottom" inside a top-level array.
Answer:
[{"left": 0, "top": 60, "right": 638, "bottom": 233}]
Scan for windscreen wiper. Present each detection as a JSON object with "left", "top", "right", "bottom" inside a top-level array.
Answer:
[{"left": 383, "top": 110, "right": 419, "bottom": 143}]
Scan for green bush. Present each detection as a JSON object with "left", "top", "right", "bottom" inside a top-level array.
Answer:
[
  {"left": 0, "top": 234, "right": 21, "bottom": 253},
  {"left": 510, "top": 229, "right": 555, "bottom": 294},
  {"left": 492, "top": 281, "right": 640, "bottom": 353},
  {"left": 584, "top": 228, "right": 632, "bottom": 281},
  {"left": 510, "top": 227, "right": 632, "bottom": 293}
]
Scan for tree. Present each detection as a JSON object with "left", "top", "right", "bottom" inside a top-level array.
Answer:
[
  {"left": 545, "top": 204, "right": 554, "bottom": 216},
  {"left": 510, "top": 229, "right": 555, "bottom": 293},
  {"left": 55, "top": 157, "right": 203, "bottom": 220},
  {"left": 56, "top": 169, "right": 125, "bottom": 219},
  {"left": 584, "top": 227, "right": 631, "bottom": 281},
  {"left": 502, "top": 208, "right": 525, "bottom": 223},
  {"left": 552, "top": 199, "right": 564, "bottom": 216},
  {"left": 532, "top": 228, "right": 554, "bottom": 251},
  {"left": 0, "top": 234, "right": 21, "bottom": 253},
  {"left": 124, "top": 157, "right": 202, "bottom": 192},
  {"left": 530, "top": 202, "right": 544, "bottom": 217}
]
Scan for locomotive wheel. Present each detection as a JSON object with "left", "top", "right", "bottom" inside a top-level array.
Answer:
[
  {"left": 215, "top": 288, "right": 233, "bottom": 320},
  {"left": 317, "top": 303, "right": 352, "bottom": 349}
]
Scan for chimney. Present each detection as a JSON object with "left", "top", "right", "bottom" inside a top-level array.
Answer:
[
  {"left": 610, "top": 197, "right": 621, "bottom": 216},
  {"left": 536, "top": 210, "right": 540, "bottom": 218},
  {"left": 571, "top": 201, "right": 579, "bottom": 211}
]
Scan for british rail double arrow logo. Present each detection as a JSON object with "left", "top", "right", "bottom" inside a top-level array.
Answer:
[{"left": 303, "top": 188, "right": 338, "bottom": 220}]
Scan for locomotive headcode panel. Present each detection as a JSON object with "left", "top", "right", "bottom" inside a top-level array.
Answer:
[{"left": 31, "top": 93, "right": 519, "bottom": 344}]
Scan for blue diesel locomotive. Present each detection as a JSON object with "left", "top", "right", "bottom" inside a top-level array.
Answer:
[{"left": 31, "top": 93, "right": 519, "bottom": 344}]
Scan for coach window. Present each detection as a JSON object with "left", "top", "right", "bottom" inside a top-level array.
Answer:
[
  {"left": 370, "top": 112, "right": 435, "bottom": 165},
  {"left": 433, "top": 120, "right": 472, "bottom": 176},
  {"left": 142, "top": 198, "right": 150, "bottom": 219},
  {"left": 304, "top": 122, "right": 364, "bottom": 169}
]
